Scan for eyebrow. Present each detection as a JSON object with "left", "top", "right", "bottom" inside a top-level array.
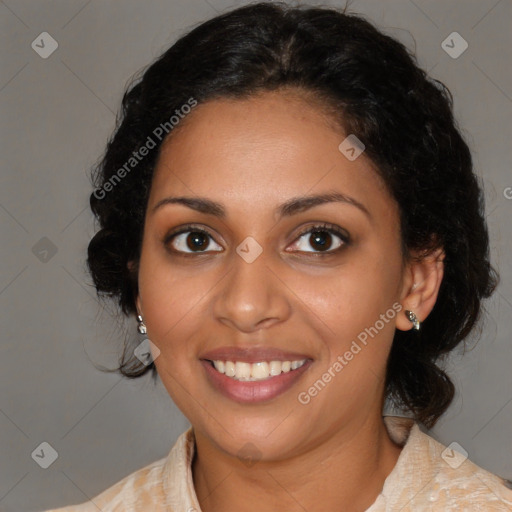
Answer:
[{"left": 151, "top": 192, "right": 371, "bottom": 219}]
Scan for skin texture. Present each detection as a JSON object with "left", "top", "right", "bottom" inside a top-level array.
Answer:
[{"left": 134, "top": 89, "right": 444, "bottom": 512}]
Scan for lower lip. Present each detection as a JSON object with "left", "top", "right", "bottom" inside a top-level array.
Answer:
[{"left": 201, "top": 360, "right": 312, "bottom": 403}]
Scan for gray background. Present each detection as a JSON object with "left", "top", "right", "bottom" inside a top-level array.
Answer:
[{"left": 0, "top": 0, "right": 511, "bottom": 510}]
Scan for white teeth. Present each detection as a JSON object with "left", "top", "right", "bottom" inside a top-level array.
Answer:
[
  {"left": 252, "top": 361, "right": 270, "bottom": 379},
  {"left": 235, "top": 361, "right": 251, "bottom": 380},
  {"left": 213, "top": 360, "right": 225, "bottom": 373},
  {"left": 269, "top": 360, "right": 281, "bottom": 376},
  {"left": 225, "top": 361, "right": 235, "bottom": 377},
  {"left": 210, "top": 359, "right": 307, "bottom": 381}
]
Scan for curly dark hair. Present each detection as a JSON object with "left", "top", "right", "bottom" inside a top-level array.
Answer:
[{"left": 87, "top": 2, "right": 498, "bottom": 428}]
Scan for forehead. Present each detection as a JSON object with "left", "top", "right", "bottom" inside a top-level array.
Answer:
[{"left": 149, "top": 90, "right": 391, "bottom": 217}]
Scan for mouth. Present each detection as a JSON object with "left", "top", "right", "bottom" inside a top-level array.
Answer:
[
  {"left": 199, "top": 347, "right": 312, "bottom": 403},
  {"left": 207, "top": 359, "right": 308, "bottom": 381}
]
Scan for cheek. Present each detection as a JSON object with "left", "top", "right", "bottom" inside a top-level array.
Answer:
[
  {"left": 137, "top": 254, "right": 212, "bottom": 414},
  {"left": 294, "top": 249, "right": 401, "bottom": 342},
  {"left": 137, "top": 250, "right": 211, "bottom": 355},
  {"left": 294, "top": 256, "right": 401, "bottom": 414}
]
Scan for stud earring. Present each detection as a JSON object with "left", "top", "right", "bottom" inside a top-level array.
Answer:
[
  {"left": 136, "top": 314, "right": 147, "bottom": 334},
  {"left": 405, "top": 310, "right": 420, "bottom": 331}
]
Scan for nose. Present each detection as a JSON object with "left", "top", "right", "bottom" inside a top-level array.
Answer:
[{"left": 212, "top": 247, "right": 291, "bottom": 334}]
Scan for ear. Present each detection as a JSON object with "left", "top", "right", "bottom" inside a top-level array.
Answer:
[{"left": 396, "top": 247, "right": 445, "bottom": 331}]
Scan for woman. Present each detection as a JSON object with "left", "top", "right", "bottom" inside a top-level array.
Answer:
[{"left": 48, "top": 2, "right": 512, "bottom": 510}]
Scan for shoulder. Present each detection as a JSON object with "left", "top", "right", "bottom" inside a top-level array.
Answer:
[
  {"left": 45, "top": 457, "right": 168, "bottom": 512},
  {"left": 44, "top": 429, "right": 194, "bottom": 512},
  {"left": 379, "top": 418, "right": 512, "bottom": 510},
  {"left": 418, "top": 428, "right": 512, "bottom": 509}
]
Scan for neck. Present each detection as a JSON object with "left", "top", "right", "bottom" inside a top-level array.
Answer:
[{"left": 192, "top": 414, "right": 403, "bottom": 512}]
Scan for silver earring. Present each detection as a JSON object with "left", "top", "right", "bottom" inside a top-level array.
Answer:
[
  {"left": 405, "top": 310, "right": 420, "bottom": 330},
  {"left": 137, "top": 314, "right": 147, "bottom": 334}
]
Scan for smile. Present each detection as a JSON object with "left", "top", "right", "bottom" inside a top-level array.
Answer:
[{"left": 210, "top": 359, "right": 307, "bottom": 381}]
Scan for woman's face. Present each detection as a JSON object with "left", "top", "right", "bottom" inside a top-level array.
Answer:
[{"left": 136, "top": 89, "right": 410, "bottom": 461}]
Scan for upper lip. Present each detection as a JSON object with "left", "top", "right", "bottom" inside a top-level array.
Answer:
[{"left": 200, "top": 346, "right": 312, "bottom": 363}]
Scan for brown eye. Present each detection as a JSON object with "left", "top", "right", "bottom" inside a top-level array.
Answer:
[
  {"left": 166, "top": 227, "right": 223, "bottom": 254},
  {"left": 186, "top": 231, "right": 209, "bottom": 251},
  {"left": 288, "top": 224, "right": 350, "bottom": 254},
  {"left": 308, "top": 230, "right": 333, "bottom": 251}
]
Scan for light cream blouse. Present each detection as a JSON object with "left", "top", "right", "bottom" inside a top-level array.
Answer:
[{"left": 46, "top": 417, "right": 512, "bottom": 511}]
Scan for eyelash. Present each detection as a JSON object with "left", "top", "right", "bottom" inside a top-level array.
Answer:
[
  {"left": 292, "top": 223, "right": 351, "bottom": 254},
  {"left": 163, "top": 222, "right": 350, "bottom": 256}
]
